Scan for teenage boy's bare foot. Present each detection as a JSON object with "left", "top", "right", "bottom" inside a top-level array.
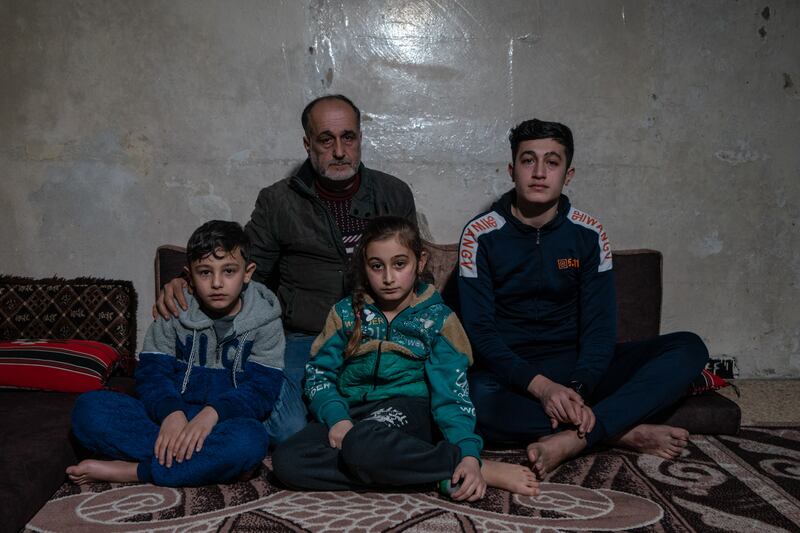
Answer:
[
  {"left": 526, "top": 430, "right": 587, "bottom": 479},
  {"left": 610, "top": 424, "right": 689, "bottom": 459},
  {"left": 481, "top": 459, "right": 540, "bottom": 496},
  {"left": 66, "top": 459, "right": 138, "bottom": 485}
]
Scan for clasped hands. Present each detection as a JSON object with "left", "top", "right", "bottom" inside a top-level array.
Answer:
[
  {"left": 155, "top": 406, "right": 219, "bottom": 467},
  {"left": 528, "top": 375, "right": 595, "bottom": 438}
]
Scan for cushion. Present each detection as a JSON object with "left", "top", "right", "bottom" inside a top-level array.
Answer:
[
  {"left": 653, "top": 369, "right": 741, "bottom": 435},
  {"left": 656, "top": 390, "right": 741, "bottom": 435},
  {"left": 0, "top": 275, "right": 137, "bottom": 375},
  {"left": 689, "top": 368, "right": 738, "bottom": 396},
  {"left": 0, "top": 339, "right": 119, "bottom": 392}
]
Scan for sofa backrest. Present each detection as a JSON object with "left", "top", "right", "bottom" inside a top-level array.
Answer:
[
  {"left": 155, "top": 243, "right": 662, "bottom": 343},
  {"left": 0, "top": 276, "right": 138, "bottom": 375},
  {"left": 419, "top": 244, "right": 662, "bottom": 343}
]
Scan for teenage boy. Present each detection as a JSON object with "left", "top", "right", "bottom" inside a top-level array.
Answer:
[
  {"left": 67, "top": 220, "right": 284, "bottom": 486},
  {"left": 458, "top": 119, "right": 709, "bottom": 477}
]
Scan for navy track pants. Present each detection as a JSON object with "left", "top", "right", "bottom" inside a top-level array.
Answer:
[
  {"left": 469, "top": 331, "right": 709, "bottom": 448},
  {"left": 71, "top": 390, "right": 268, "bottom": 486}
]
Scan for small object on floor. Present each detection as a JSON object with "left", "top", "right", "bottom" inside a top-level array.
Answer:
[{"left": 438, "top": 479, "right": 461, "bottom": 497}]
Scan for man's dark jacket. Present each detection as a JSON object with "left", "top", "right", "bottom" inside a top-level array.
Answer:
[{"left": 245, "top": 159, "right": 417, "bottom": 334}]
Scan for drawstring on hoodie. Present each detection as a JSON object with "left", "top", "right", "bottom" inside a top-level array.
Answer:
[
  {"left": 180, "top": 330, "right": 199, "bottom": 394},
  {"left": 232, "top": 330, "right": 253, "bottom": 388}
]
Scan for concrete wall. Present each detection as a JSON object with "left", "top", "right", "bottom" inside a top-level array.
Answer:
[{"left": 2, "top": 0, "right": 798, "bottom": 378}]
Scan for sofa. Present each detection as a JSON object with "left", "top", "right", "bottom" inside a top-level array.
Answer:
[
  {"left": 156, "top": 242, "right": 741, "bottom": 434},
  {"left": 0, "top": 276, "right": 137, "bottom": 533}
]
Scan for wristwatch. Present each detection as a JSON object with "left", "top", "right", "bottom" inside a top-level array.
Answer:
[{"left": 567, "top": 380, "right": 587, "bottom": 399}]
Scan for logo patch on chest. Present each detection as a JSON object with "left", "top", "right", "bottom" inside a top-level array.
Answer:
[{"left": 557, "top": 258, "right": 580, "bottom": 270}]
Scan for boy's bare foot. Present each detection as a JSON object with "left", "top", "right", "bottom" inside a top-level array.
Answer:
[
  {"left": 610, "top": 424, "right": 689, "bottom": 459},
  {"left": 66, "top": 459, "right": 139, "bottom": 485},
  {"left": 526, "top": 430, "right": 587, "bottom": 479},
  {"left": 481, "top": 459, "right": 540, "bottom": 496}
]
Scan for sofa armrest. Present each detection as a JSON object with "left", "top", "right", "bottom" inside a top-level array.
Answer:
[
  {"left": 612, "top": 249, "right": 662, "bottom": 342},
  {"left": 154, "top": 245, "right": 187, "bottom": 299}
]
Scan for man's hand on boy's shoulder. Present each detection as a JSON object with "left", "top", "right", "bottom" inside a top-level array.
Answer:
[{"left": 152, "top": 277, "right": 191, "bottom": 320}]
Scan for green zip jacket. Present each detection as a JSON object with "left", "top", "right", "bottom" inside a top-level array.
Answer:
[{"left": 305, "top": 283, "right": 483, "bottom": 460}]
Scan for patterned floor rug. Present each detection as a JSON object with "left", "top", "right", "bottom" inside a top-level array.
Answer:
[{"left": 25, "top": 427, "right": 800, "bottom": 532}]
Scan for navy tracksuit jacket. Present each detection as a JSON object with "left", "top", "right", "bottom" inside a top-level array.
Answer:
[{"left": 458, "top": 191, "right": 708, "bottom": 446}]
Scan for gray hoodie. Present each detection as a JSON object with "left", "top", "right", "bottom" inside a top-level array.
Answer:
[{"left": 136, "top": 281, "right": 285, "bottom": 423}]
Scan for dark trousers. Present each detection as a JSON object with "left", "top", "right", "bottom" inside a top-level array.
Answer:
[
  {"left": 469, "top": 331, "right": 709, "bottom": 448},
  {"left": 272, "top": 396, "right": 461, "bottom": 490}
]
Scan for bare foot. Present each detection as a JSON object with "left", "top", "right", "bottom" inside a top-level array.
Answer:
[
  {"left": 611, "top": 424, "right": 689, "bottom": 459},
  {"left": 66, "top": 459, "right": 139, "bottom": 485},
  {"left": 526, "top": 430, "right": 587, "bottom": 479},
  {"left": 481, "top": 459, "right": 540, "bottom": 496}
]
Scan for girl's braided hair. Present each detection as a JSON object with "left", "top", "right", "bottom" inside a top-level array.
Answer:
[{"left": 343, "top": 216, "right": 432, "bottom": 358}]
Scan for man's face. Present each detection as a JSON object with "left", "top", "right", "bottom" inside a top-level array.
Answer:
[
  {"left": 303, "top": 99, "right": 362, "bottom": 180},
  {"left": 508, "top": 138, "right": 574, "bottom": 208},
  {"left": 187, "top": 247, "right": 255, "bottom": 317}
]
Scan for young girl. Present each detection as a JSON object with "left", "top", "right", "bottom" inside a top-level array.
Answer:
[{"left": 272, "top": 216, "right": 538, "bottom": 500}]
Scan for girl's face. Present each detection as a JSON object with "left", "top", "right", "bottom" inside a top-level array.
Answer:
[{"left": 364, "top": 235, "right": 426, "bottom": 314}]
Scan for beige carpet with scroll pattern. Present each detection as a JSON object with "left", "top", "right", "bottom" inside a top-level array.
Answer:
[{"left": 25, "top": 426, "right": 800, "bottom": 532}]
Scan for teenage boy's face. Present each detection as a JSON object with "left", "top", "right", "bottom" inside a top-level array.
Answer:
[
  {"left": 186, "top": 247, "right": 255, "bottom": 317},
  {"left": 508, "top": 138, "right": 574, "bottom": 208}
]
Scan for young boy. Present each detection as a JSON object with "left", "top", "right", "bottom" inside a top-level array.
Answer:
[
  {"left": 458, "top": 119, "right": 709, "bottom": 477},
  {"left": 67, "top": 220, "right": 285, "bottom": 486}
]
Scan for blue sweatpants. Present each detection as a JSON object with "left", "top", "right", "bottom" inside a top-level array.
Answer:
[
  {"left": 71, "top": 390, "right": 268, "bottom": 486},
  {"left": 469, "top": 331, "right": 709, "bottom": 448}
]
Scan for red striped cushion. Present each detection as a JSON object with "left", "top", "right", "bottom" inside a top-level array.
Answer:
[
  {"left": 0, "top": 339, "right": 119, "bottom": 392},
  {"left": 689, "top": 368, "right": 737, "bottom": 396}
]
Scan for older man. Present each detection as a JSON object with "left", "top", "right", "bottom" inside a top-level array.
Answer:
[{"left": 157, "top": 95, "right": 416, "bottom": 444}]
